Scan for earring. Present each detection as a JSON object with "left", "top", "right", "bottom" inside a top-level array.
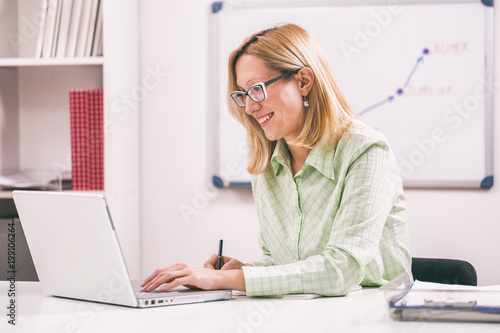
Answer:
[{"left": 303, "top": 96, "right": 309, "bottom": 108}]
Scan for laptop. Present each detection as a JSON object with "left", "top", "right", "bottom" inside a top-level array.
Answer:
[{"left": 12, "top": 190, "right": 232, "bottom": 308}]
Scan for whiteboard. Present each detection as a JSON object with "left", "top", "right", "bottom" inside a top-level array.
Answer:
[{"left": 211, "top": 0, "right": 494, "bottom": 188}]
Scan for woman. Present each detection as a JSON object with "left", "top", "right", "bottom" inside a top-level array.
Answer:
[{"left": 141, "top": 24, "right": 411, "bottom": 296}]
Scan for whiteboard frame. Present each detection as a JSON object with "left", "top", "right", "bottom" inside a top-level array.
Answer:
[{"left": 210, "top": 0, "right": 494, "bottom": 189}]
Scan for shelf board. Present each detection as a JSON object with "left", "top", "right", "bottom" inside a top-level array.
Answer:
[
  {"left": 0, "top": 190, "right": 106, "bottom": 199},
  {"left": 0, "top": 57, "right": 104, "bottom": 67}
]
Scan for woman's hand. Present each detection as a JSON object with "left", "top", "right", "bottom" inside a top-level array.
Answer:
[
  {"left": 203, "top": 254, "right": 250, "bottom": 270},
  {"left": 140, "top": 262, "right": 246, "bottom": 292}
]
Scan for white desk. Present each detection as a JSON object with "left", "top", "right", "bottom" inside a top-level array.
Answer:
[{"left": 1, "top": 282, "right": 499, "bottom": 333}]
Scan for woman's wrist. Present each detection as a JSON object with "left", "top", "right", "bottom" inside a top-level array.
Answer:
[{"left": 219, "top": 269, "right": 246, "bottom": 291}]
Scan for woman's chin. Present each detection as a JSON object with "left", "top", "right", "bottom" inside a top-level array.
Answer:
[{"left": 263, "top": 131, "right": 279, "bottom": 142}]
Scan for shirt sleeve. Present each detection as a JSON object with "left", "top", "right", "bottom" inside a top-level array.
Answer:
[{"left": 242, "top": 138, "right": 403, "bottom": 296}]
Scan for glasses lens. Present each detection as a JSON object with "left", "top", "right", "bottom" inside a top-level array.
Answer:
[
  {"left": 231, "top": 92, "right": 246, "bottom": 107},
  {"left": 248, "top": 84, "right": 265, "bottom": 102}
]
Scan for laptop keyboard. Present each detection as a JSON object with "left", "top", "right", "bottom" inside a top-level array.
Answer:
[
  {"left": 132, "top": 282, "right": 198, "bottom": 298},
  {"left": 135, "top": 290, "right": 173, "bottom": 295},
  {"left": 133, "top": 286, "right": 184, "bottom": 298}
]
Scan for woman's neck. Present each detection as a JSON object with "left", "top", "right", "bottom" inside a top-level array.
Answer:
[{"left": 287, "top": 143, "right": 310, "bottom": 175}]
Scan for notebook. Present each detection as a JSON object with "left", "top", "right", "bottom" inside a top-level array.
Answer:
[{"left": 12, "top": 190, "right": 232, "bottom": 308}]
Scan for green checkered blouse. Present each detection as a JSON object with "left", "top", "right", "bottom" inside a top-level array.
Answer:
[{"left": 241, "top": 124, "right": 412, "bottom": 296}]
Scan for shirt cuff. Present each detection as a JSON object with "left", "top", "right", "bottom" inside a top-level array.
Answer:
[{"left": 241, "top": 265, "right": 303, "bottom": 296}]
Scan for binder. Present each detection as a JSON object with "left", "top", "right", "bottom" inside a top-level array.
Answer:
[
  {"left": 69, "top": 89, "right": 104, "bottom": 191},
  {"left": 88, "top": 89, "right": 104, "bottom": 190},
  {"left": 69, "top": 89, "right": 89, "bottom": 190},
  {"left": 381, "top": 273, "right": 500, "bottom": 323}
]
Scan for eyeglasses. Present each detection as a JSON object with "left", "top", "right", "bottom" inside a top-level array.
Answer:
[{"left": 230, "top": 70, "right": 298, "bottom": 108}]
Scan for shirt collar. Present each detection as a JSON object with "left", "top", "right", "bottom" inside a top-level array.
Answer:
[
  {"left": 270, "top": 138, "right": 336, "bottom": 180},
  {"left": 270, "top": 139, "right": 290, "bottom": 177},
  {"left": 304, "top": 139, "right": 336, "bottom": 180}
]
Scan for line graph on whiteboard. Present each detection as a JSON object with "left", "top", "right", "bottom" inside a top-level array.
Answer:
[{"left": 359, "top": 47, "right": 430, "bottom": 116}]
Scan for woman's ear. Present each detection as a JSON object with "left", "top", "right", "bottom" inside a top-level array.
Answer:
[{"left": 296, "top": 67, "right": 314, "bottom": 96}]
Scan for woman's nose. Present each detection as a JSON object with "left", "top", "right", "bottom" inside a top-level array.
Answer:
[{"left": 244, "top": 97, "right": 261, "bottom": 115}]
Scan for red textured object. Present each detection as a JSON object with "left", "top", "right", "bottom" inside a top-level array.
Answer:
[{"left": 69, "top": 89, "right": 104, "bottom": 191}]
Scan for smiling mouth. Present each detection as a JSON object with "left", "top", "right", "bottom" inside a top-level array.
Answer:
[{"left": 258, "top": 112, "right": 274, "bottom": 125}]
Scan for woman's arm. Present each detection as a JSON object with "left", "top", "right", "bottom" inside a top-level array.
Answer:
[
  {"left": 242, "top": 139, "right": 410, "bottom": 296},
  {"left": 140, "top": 262, "right": 246, "bottom": 292}
]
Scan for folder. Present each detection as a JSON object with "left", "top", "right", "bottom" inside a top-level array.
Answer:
[{"left": 381, "top": 273, "right": 500, "bottom": 323}]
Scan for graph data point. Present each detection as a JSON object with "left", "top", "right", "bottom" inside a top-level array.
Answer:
[{"left": 360, "top": 47, "right": 426, "bottom": 116}]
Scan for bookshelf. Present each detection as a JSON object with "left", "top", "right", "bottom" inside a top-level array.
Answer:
[{"left": 0, "top": 0, "right": 140, "bottom": 278}]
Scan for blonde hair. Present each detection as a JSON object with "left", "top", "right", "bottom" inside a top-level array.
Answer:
[{"left": 227, "top": 23, "right": 359, "bottom": 174}]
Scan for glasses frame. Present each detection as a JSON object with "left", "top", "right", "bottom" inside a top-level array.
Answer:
[{"left": 231, "top": 70, "right": 298, "bottom": 108}]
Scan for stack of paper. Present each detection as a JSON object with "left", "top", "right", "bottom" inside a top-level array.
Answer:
[
  {"left": 402, "top": 280, "right": 500, "bottom": 308},
  {"left": 382, "top": 274, "right": 500, "bottom": 323},
  {"left": 0, "top": 173, "right": 58, "bottom": 191}
]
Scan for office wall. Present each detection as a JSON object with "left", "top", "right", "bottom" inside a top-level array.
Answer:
[{"left": 138, "top": 0, "right": 500, "bottom": 285}]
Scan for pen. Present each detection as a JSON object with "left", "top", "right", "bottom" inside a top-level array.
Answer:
[{"left": 217, "top": 239, "right": 223, "bottom": 270}]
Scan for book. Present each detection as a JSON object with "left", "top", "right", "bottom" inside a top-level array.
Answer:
[
  {"left": 85, "top": 0, "right": 100, "bottom": 57},
  {"left": 55, "top": 0, "right": 74, "bottom": 58},
  {"left": 96, "top": 22, "right": 103, "bottom": 56},
  {"left": 75, "top": 0, "right": 93, "bottom": 57},
  {"left": 41, "top": 0, "right": 58, "bottom": 58},
  {"left": 65, "top": 0, "right": 83, "bottom": 57},
  {"left": 50, "top": 0, "right": 64, "bottom": 57},
  {"left": 35, "top": 0, "right": 49, "bottom": 58},
  {"left": 91, "top": 0, "right": 102, "bottom": 57}
]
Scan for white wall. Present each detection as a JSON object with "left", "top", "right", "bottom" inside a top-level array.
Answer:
[
  {"left": 139, "top": 0, "right": 262, "bottom": 276},
  {"left": 139, "top": 0, "right": 500, "bottom": 286}
]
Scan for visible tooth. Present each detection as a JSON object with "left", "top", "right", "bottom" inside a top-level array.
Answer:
[{"left": 259, "top": 113, "right": 272, "bottom": 124}]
